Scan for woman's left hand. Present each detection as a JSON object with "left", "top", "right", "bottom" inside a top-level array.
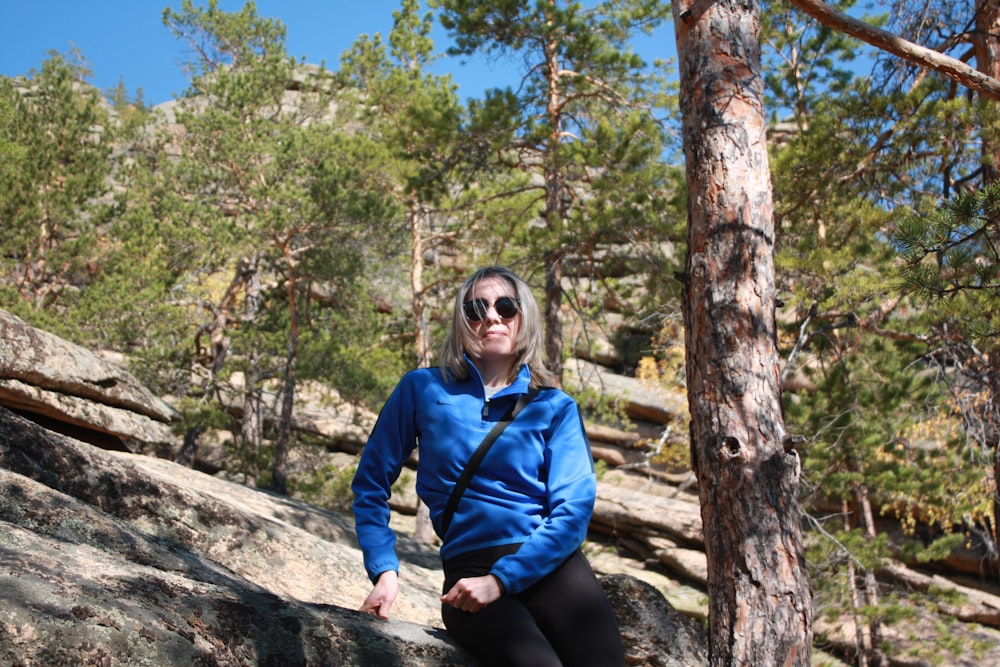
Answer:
[{"left": 441, "top": 574, "right": 504, "bottom": 613}]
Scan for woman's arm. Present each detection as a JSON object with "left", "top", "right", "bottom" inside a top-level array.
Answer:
[{"left": 352, "top": 373, "right": 420, "bottom": 596}]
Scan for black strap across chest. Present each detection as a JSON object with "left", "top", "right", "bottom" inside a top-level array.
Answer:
[{"left": 439, "top": 387, "right": 540, "bottom": 536}]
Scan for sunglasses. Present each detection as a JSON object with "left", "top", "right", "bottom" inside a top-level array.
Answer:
[{"left": 463, "top": 296, "right": 520, "bottom": 321}]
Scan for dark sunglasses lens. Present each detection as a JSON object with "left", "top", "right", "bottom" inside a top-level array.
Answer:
[
  {"left": 463, "top": 297, "right": 519, "bottom": 320},
  {"left": 463, "top": 299, "right": 487, "bottom": 321},
  {"left": 494, "top": 297, "right": 519, "bottom": 318}
]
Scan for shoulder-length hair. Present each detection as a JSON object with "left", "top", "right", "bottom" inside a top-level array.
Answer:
[{"left": 439, "top": 266, "right": 554, "bottom": 387}]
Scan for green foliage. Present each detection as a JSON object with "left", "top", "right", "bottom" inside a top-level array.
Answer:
[
  {"left": 0, "top": 83, "right": 26, "bottom": 189},
  {"left": 895, "top": 182, "right": 1000, "bottom": 341},
  {"left": 784, "top": 327, "right": 987, "bottom": 537},
  {"left": 0, "top": 51, "right": 114, "bottom": 314},
  {"left": 162, "top": 0, "right": 291, "bottom": 83},
  {"left": 888, "top": 182, "right": 1000, "bottom": 574},
  {"left": 289, "top": 461, "right": 358, "bottom": 513},
  {"left": 131, "top": 1, "right": 404, "bottom": 489},
  {"left": 297, "top": 284, "right": 410, "bottom": 408},
  {"left": 806, "top": 525, "right": 924, "bottom": 664},
  {"left": 431, "top": 0, "right": 683, "bottom": 373},
  {"left": 762, "top": 0, "right": 872, "bottom": 118},
  {"left": 761, "top": 4, "right": 1000, "bottom": 650},
  {"left": 336, "top": 0, "right": 474, "bottom": 375},
  {"left": 338, "top": 0, "right": 465, "bottom": 203},
  {"left": 170, "top": 395, "right": 234, "bottom": 446}
]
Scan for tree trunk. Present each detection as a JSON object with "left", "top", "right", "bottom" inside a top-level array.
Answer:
[
  {"left": 974, "top": 1, "right": 1000, "bottom": 576},
  {"left": 672, "top": 0, "right": 812, "bottom": 664},
  {"left": 176, "top": 426, "right": 202, "bottom": 468},
  {"left": 410, "top": 205, "right": 431, "bottom": 371},
  {"left": 542, "top": 2, "right": 565, "bottom": 386},
  {"left": 272, "top": 340, "right": 295, "bottom": 496},
  {"left": 543, "top": 248, "right": 564, "bottom": 387},
  {"left": 851, "top": 482, "right": 886, "bottom": 667},
  {"left": 240, "top": 257, "right": 263, "bottom": 478},
  {"left": 410, "top": 202, "right": 436, "bottom": 544},
  {"left": 241, "top": 355, "right": 262, "bottom": 478},
  {"left": 272, "top": 264, "right": 299, "bottom": 496},
  {"left": 843, "top": 501, "right": 870, "bottom": 667}
]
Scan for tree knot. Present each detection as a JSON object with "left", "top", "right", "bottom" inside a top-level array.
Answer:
[{"left": 719, "top": 435, "right": 742, "bottom": 459}]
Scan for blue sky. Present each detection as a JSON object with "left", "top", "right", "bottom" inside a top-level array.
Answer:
[{"left": 1, "top": 1, "right": 677, "bottom": 106}]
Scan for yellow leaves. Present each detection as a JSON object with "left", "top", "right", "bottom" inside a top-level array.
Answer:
[
  {"left": 636, "top": 316, "right": 687, "bottom": 391},
  {"left": 635, "top": 355, "right": 659, "bottom": 381},
  {"left": 879, "top": 410, "right": 993, "bottom": 535}
]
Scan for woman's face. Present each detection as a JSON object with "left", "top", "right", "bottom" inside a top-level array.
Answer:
[{"left": 465, "top": 276, "right": 521, "bottom": 364}]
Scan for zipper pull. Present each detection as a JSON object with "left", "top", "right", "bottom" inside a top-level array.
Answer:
[{"left": 482, "top": 400, "right": 489, "bottom": 419}]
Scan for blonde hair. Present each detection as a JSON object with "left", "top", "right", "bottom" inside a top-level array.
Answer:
[{"left": 439, "top": 266, "right": 554, "bottom": 387}]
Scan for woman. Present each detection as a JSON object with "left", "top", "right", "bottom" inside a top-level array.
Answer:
[{"left": 352, "top": 266, "right": 625, "bottom": 666}]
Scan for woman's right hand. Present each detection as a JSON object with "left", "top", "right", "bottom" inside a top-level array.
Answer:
[
  {"left": 440, "top": 574, "right": 503, "bottom": 613},
  {"left": 360, "top": 570, "right": 398, "bottom": 619}
]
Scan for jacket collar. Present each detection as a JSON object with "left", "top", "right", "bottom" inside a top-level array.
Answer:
[{"left": 463, "top": 354, "right": 531, "bottom": 398}]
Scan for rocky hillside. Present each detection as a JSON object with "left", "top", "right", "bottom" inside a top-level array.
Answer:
[
  {"left": 0, "top": 308, "right": 705, "bottom": 665},
  {"left": 2, "top": 307, "right": 1000, "bottom": 666}
]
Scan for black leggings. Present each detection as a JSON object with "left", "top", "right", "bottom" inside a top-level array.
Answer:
[{"left": 441, "top": 545, "right": 626, "bottom": 667}]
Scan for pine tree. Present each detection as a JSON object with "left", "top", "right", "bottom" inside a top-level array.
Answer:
[
  {"left": 339, "top": 0, "right": 468, "bottom": 369},
  {"left": 765, "top": 2, "right": 1000, "bottom": 660},
  {"left": 0, "top": 52, "right": 113, "bottom": 317},
  {"left": 151, "top": 0, "right": 396, "bottom": 493},
  {"left": 431, "top": 0, "right": 681, "bottom": 383},
  {"left": 895, "top": 182, "right": 1000, "bottom": 564}
]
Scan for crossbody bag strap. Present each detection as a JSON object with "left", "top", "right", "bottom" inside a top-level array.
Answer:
[{"left": 440, "top": 387, "right": 540, "bottom": 536}]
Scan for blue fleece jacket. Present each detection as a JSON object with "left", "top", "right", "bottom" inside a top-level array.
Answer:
[{"left": 351, "top": 362, "right": 596, "bottom": 595}]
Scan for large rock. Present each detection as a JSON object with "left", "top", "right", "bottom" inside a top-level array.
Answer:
[
  {"left": 564, "top": 357, "right": 687, "bottom": 425},
  {"left": 0, "top": 403, "right": 444, "bottom": 625},
  {"left": 0, "top": 405, "right": 708, "bottom": 665},
  {"left": 602, "top": 575, "right": 708, "bottom": 667},
  {"left": 1, "top": 516, "right": 463, "bottom": 666},
  {"left": 0, "top": 309, "right": 177, "bottom": 447}
]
